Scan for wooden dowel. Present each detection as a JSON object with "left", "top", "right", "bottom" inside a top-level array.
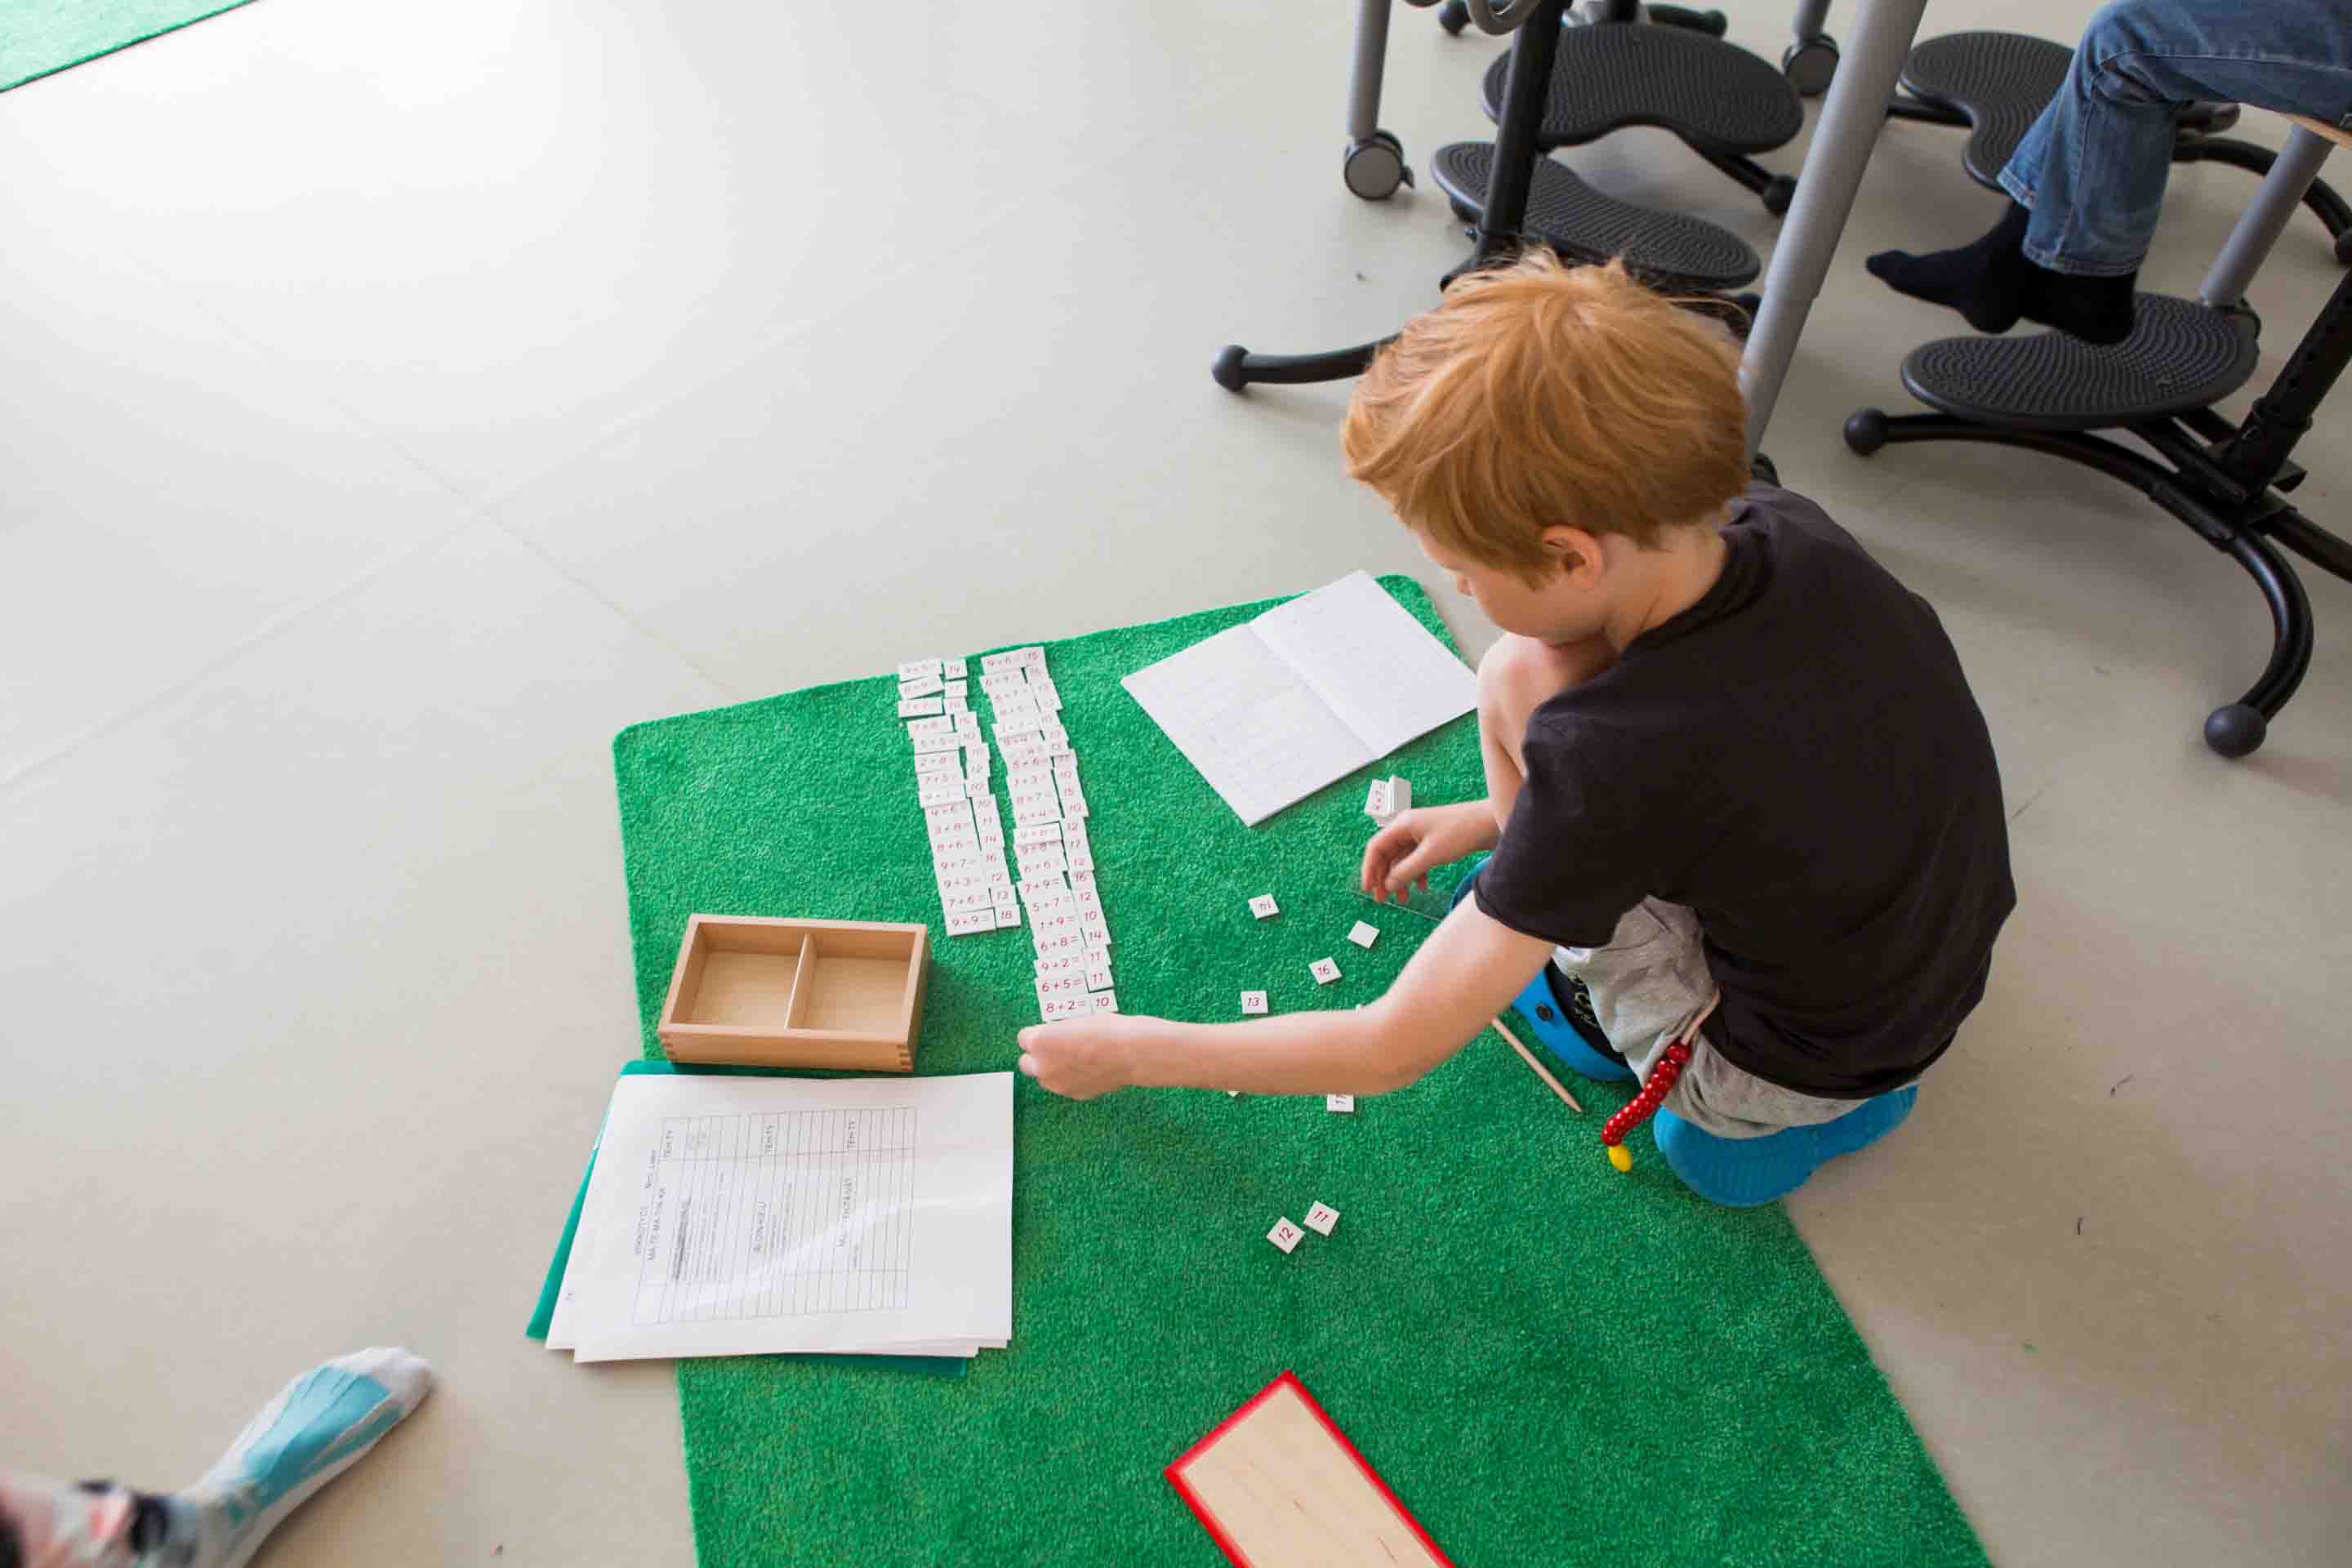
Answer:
[{"left": 1491, "top": 1016, "right": 1582, "bottom": 1115}]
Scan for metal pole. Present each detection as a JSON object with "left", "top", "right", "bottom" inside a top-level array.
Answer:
[
  {"left": 1789, "top": 0, "right": 1833, "bottom": 45},
  {"left": 1474, "top": 0, "right": 1572, "bottom": 260},
  {"left": 2198, "top": 127, "right": 2334, "bottom": 307},
  {"left": 1740, "top": 0, "right": 1930, "bottom": 450},
  {"left": 1348, "top": 0, "right": 1392, "bottom": 143}
]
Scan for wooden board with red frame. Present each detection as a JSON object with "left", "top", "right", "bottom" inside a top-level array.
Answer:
[{"left": 1165, "top": 1371, "right": 1454, "bottom": 1568}]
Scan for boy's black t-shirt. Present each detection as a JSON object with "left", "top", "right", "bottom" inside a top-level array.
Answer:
[{"left": 1474, "top": 483, "right": 2016, "bottom": 1098}]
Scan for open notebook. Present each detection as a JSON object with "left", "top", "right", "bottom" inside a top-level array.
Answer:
[{"left": 1123, "top": 572, "right": 1477, "bottom": 826}]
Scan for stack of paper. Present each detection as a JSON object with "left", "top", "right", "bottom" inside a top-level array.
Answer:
[
  {"left": 544, "top": 1071, "right": 1013, "bottom": 1363},
  {"left": 1122, "top": 572, "right": 1477, "bottom": 826}
]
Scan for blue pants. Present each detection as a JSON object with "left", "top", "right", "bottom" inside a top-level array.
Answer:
[{"left": 2001, "top": 0, "right": 2352, "bottom": 275}]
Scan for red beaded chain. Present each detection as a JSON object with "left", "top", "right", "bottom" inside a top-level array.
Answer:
[{"left": 1601, "top": 1040, "right": 1691, "bottom": 1172}]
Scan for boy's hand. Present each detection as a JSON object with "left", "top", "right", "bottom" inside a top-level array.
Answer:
[
  {"left": 1017, "top": 1015, "right": 1155, "bottom": 1099},
  {"left": 1361, "top": 801, "right": 1499, "bottom": 903}
]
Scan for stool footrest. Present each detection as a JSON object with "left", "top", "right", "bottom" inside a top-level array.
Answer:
[
  {"left": 1477, "top": 24, "right": 1802, "bottom": 154},
  {"left": 1899, "top": 294, "right": 2261, "bottom": 431},
  {"left": 1429, "top": 143, "right": 1761, "bottom": 292}
]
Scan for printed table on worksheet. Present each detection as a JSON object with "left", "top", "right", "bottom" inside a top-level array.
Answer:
[
  {"left": 631, "top": 1109, "right": 916, "bottom": 1325},
  {"left": 564, "top": 1071, "right": 1009, "bottom": 1361}
]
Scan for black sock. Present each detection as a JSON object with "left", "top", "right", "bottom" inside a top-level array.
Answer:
[
  {"left": 2021, "top": 265, "right": 2138, "bottom": 345},
  {"left": 1867, "top": 202, "right": 2034, "bottom": 334},
  {"left": 1870, "top": 201, "right": 2138, "bottom": 345}
]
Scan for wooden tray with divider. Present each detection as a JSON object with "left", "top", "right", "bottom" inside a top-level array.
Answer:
[{"left": 655, "top": 914, "right": 928, "bottom": 1072}]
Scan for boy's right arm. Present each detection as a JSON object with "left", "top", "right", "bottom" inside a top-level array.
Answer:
[
  {"left": 1361, "top": 801, "right": 1502, "bottom": 904},
  {"left": 1016, "top": 893, "right": 1555, "bottom": 1099}
]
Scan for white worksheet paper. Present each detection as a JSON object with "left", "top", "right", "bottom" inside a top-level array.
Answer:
[
  {"left": 561, "top": 1072, "right": 1013, "bottom": 1363},
  {"left": 546, "top": 1209, "right": 995, "bottom": 1359},
  {"left": 1122, "top": 572, "right": 1477, "bottom": 826}
]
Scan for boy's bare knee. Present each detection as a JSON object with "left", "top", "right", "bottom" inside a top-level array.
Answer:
[
  {"left": 1477, "top": 634, "right": 1547, "bottom": 697},
  {"left": 1479, "top": 634, "right": 1593, "bottom": 724}
]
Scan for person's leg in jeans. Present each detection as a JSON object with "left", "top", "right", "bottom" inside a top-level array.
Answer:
[
  {"left": 0, "top": 1348, "right": 430, "bottom": 1568},
  {"left": 1871, "top": 0, "right": 2352, "bottom": 344}
]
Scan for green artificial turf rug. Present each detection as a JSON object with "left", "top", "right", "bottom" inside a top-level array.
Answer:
[
  {"left": 612, "top": 575, "right": 1986, "bottom": 1568},
  {"left": 0, "top": 0, "right": 259, "bottom": 92}
]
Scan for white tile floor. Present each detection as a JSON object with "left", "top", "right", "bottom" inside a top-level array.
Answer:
[{"left": 2, "top": 2, "right": 2346, "bottom": 1565}]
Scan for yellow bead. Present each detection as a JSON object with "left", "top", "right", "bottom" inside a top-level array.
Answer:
[{"left": 1606, "top": 1143, "right": 1633, "bottom": 1173}]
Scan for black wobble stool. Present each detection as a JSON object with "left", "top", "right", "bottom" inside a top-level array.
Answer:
[
  {"left": 1443, "top": 14, "right": 1806, "bottom": 219},
  {"left": 1215, "top": 0, "right": 1769, "bottom": 394},
  {"left": 1847, "top": 119, "right": 2352, "bottom": 758},
  {"left": 1437, "top": 0, "right": 1843, "bottom": 94},
  {"left": 1424, "top": 3, "right": 1799, "bottom": 302},
  {"left": 1886, "top": 31, "right": 2352, "bottom": 261}
]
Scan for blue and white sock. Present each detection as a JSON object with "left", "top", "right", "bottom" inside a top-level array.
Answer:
[{"left": 165, "top": 1348, "right": 433, "bottom": 1568}]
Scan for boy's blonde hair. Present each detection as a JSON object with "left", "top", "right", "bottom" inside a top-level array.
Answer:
[{"left": 1341, "top": 252, "right": 1749, "bottom": 581}]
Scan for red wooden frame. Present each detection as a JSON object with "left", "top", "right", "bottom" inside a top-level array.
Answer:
[{"left": 1163, "top": 1370, "right": 1455, "bottom": 1568}]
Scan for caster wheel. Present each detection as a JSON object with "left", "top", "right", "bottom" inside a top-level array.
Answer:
[
  {"left": 1762, "top": 175, "right": 1797, "bottom": 217},
  {"left": 1783, "top": 35, "right": 1838, "bottom": 97},
  {"left": 1212, "top": 345, "right": 1250, "bottom": 393},
  {"left": 2333, "top": 227, "right": 2352, "bottom": 266},
  {"left": 1843, "top": 408, "right": 1888, "bottom": 456},
  {"left": 1343, "top": 132, "right": 1413, "bottom": 201},
  {"left": 2203, "top": 703, "right": 2266, "bottom": 758},
  {"left": 1750, "top": 450, "right": 1780, "bottom": 487},
  {"left": 1439, "top": 0, "right": 1469, "bottom": 36}
]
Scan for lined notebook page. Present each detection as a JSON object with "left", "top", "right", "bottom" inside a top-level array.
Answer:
[
  {"left": 1252, "top": 571, "right": 1479, "bottom": 758},
  {"left": 1120, "top": 624, "right": 1371, "bottom": 826}
]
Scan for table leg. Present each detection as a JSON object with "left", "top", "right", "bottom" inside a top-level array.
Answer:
[
  {"left": 1348, "top": 0, "right": 1392, "bottom": 144},
  {"left": 1740, "top": 0, "right": 1929, "bottom": 450}
]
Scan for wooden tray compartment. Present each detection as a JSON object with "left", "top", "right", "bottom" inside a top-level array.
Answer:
[{"left": 656, "top": 915, "right": 927, "bottom": 1072}]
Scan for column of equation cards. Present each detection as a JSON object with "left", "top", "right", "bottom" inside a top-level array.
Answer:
[
  {"left": 980, "top": 647, "right": 1116, "bottom": 1020},
  {"left": 898, "top": 657, "right": 1020, "bottom": 937}
]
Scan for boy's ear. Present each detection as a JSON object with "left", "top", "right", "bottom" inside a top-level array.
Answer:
[{"left": 1540, "top": 525, "right": 1601, "bottom": 579}]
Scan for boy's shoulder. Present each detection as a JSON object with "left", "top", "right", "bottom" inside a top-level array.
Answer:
[
  {"left": 1531, "top": 481, "right": 1952, "bottom": 746},
  {"left": 1731, "top": 481, "right": 1869, "bottom": 561},
  {"left": 1729, "top": 481, "right": 1932, "bottom": 626}
]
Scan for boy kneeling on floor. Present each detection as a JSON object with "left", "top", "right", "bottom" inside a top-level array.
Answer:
[{"left": 1017, "top": 252, "right": 2015, "bottom": 1206}]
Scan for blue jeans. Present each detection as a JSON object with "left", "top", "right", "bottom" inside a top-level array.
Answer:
[{"left": 1999, "top": 0, "right": 2352, "bottom": 276}]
